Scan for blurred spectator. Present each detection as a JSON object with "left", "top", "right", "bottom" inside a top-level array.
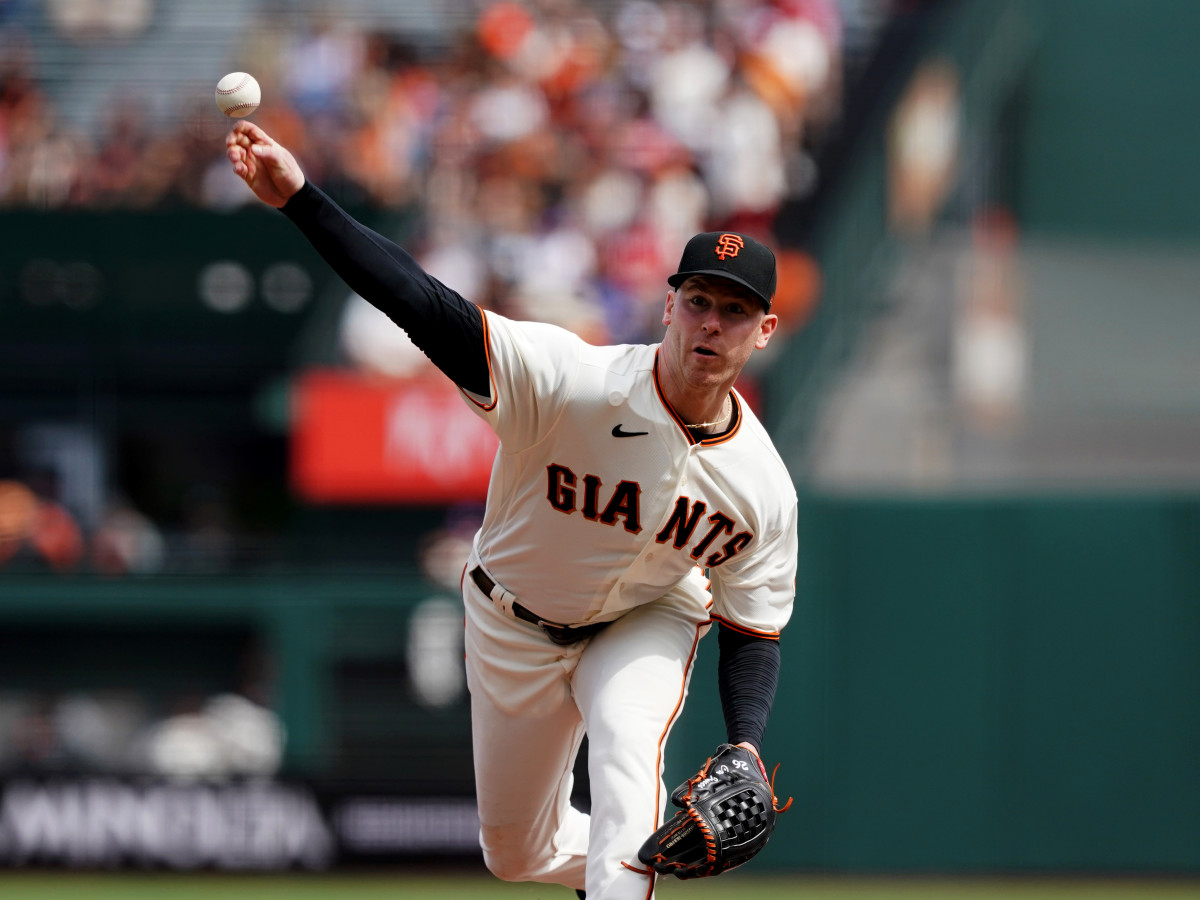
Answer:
[
  {"left": 91, "top": 497, "right": 166, "bottom": 575},
  {"left": 417, "top": 502, "right": 484, "bottom": 593},
  {"left": 28, "top": 498, "right": 84, "bottom": 571},
  {"left": 339, "top": 291, "right": 432, "bottom": 378},
  {"left": 87, "top": 98, "right": 154, "bottom": 207},
  {"left": 407, "top": 595, "right": 467, "bottom": 708},
  {"left": 0, "top": 686, "right": 284, "bottom": 778},
  {"left": 0, "top": 479, "right": 38, "bottom": 566},
  {"left": 282, "top": 12, "right": 365, "bottom": 118},
  {"left": 137, "top": 692, "right": 285, "bottom": 779},
  {"left": 704, "top": 72, "right": 786, "bottom": 230},
  {"left": 953, "top": 207, "right": 1027, "bottom": 434},
  {"left": 178, "top": 482, "right": 235, "bottom": 572},
  {"left": 648, "top": 3, "right": 729, "bottom": 155},
  {"left": 54, "top": 690, "right": 149, "bottom": 771},
  {"left": 888, "top": 58, "right": 960, "bottom": 237},
  {"left": 0, "top": 36, "right": 75, "bottom": 207},
  {"left": 739, "top": 0, "right": 842, "bottom": 125},
  {"left": 8, "top": 695, "right": 64, "bottom": 770},
  {"left": 0, "top": 477, "right": 85, "bottom": 571},
  {"left": 344, "top": 35, "right": 437, "bottom": 207},
  {"left": 46, "top": 0, "right": 155, "bottom": 42}
]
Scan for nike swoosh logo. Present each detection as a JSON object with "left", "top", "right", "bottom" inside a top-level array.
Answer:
[{"left": 612, "top": 424, "right": 649, "bottom": 438}]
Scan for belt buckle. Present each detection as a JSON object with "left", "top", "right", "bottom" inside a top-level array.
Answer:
[{"left": 537, "top": 620, "right": 574, "bottom": 646}]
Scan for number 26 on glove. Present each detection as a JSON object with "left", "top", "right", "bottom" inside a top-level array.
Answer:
[{"left": 637, "top": 743, "right": 792, "bottom": 879}]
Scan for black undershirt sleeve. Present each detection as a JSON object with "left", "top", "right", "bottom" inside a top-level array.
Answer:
[
  {"left": 280, "top": 181, "right": 490, "bottom": 396},
  {"left": 716, "top": 624, "right": 781, "bottom": 751}
]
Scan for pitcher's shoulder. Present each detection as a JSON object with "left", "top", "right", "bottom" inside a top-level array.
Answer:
[
  {"left": 731, "top": 403, "right": 795, "bottom": 489},
  {"left": 579, "top": 338, "right": 657, "bottom": 374}
]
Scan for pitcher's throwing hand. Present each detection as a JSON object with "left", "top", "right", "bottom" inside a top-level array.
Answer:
[{"left": 225, "top": 120, "right": 304, "bottom": 209}]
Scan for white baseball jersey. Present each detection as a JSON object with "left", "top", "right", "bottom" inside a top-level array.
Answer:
[{"left": 462, "top": 310, "right": 797, "bottom": 637}]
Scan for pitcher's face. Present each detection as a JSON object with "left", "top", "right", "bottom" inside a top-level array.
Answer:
[{"left": 660, "top": 276, "right": 778, "bottom": 393}]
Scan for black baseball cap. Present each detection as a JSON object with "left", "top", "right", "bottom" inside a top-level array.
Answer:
[{"left": 667, "top": 231, "right": 777, "bottom": 311}]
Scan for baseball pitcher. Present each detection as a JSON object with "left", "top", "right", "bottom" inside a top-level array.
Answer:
[{"left": 226, "top": 120, "right": 796, "bottom": 900}]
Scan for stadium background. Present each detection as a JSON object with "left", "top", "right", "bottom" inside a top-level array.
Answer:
[{"left": 0, "top": 0, "right": 1198, "bottom": 895}]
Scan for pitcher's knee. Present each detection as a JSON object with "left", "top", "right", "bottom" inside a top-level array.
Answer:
[
  {"left": 482, "top": 851, "right": 535, "bottom": 883},
  {"left": 480, "top": 826, "right": 542, "bottom": 882}
]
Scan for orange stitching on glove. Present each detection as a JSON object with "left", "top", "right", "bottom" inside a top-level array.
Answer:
[
  {"left": 688, "top": 805, "right": 718, "bottom": 867},
  {"left": 677, "top": 751, "right": 716, "bottom": 805},
  {"left": 769, "top": 762, "right": 793, "bottom": 813}
]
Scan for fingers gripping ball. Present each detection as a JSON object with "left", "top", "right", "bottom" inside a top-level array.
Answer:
[
  {"left": 215, "top": 72, "right": 261, "bottom": 118},
  {"left": 638, "top": 744, "right": 792, "bottom": 879}
]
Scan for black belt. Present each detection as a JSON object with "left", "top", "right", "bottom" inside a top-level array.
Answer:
[{"left": 470, "top": 566, "right": 608, "bottom": 646}]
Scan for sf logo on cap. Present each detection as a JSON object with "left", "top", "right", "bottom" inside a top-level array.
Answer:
[{"left": 715, "top": 234, "right": 744, "bottom": 260}]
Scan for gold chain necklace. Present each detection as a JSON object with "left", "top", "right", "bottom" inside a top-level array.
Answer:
[{"left": 688, "top": 395, "right": 732, "bottom": 430}]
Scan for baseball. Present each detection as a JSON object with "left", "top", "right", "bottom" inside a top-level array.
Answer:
[{"left": 215, "top": 72, "right": 261, "bottom": 118}]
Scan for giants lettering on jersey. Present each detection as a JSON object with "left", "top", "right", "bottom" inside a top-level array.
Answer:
[
  {"left": 547, "top": 463, "right": 642, "bottom": 533},
  {"left": 544, "top": 465, "right": 752, "bottom": 567}
]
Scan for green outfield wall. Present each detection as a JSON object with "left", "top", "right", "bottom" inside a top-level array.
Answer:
[
  {"left": 2, "top": 494, "right": 1197, "bottom": 871},
  {"left": 1013, "top": 0, "right": 1200, "bottom": 239},
  {"left": 672, "top": 493, "right": 1200, "bottom": 872}
]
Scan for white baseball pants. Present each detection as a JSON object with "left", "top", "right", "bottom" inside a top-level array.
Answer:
[{"left": 463, "top": 564, "right": 712, "bottom": 900}]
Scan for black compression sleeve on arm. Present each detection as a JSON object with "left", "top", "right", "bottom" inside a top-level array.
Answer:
[
  {"left": 716, "top": 624, "right": 781, "bottom": 751},
  {"left": 280, "top": 181, "right": 490, "bottom": 396}
]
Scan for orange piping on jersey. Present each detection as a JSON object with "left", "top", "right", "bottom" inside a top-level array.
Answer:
[
  {"left": 651, "top": 350, "right": 743, "bottom": 446},
  {"left": 700, "top": 392, "right": 743, "bottom": 447},
  {"left": 652, "top": 621, "right": 706, "bottom": 830},
  {"left": 461, "top": 306, "right": 499, "bottom": 411},
  {"left": 709, "top": 613, "right": 780, "bottom": 640},
  {"left": 629, "top": 621, "right": 705, "bottom": 899},
  {"left": 651, "top": 352, "right": 693, "bottom": 439}
]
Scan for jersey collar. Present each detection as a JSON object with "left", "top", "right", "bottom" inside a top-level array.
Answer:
[{"left": 652, "top": 349, "right": 743, "bottom": 447}]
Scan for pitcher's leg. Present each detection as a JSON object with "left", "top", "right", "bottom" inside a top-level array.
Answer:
[
  {"left": 469, "top": 690, "right": 589, "bottom": 885},
  {"left": 573, "top": 601, "right": 710, "bottom": 900},
  {"left": 464, "top": 579, "right": 589, "bottom": 889}
]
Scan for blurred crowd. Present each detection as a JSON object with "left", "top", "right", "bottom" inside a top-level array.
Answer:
[
  {"left": 0, "top": 687, "right": 285, "bottom": 778},
  {"left": 0, "top": 475, "right": 233, "bottom": 576},
  {"left": 0, "top": 0, "right": 900, "bottom": 577},
  {"left": 0, "top": 0, "right": 856, "bottom": 343}
]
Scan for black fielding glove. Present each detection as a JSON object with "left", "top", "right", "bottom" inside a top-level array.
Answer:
[{"left": 637, "top": 743, "right": 791, "bottom": 879}]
